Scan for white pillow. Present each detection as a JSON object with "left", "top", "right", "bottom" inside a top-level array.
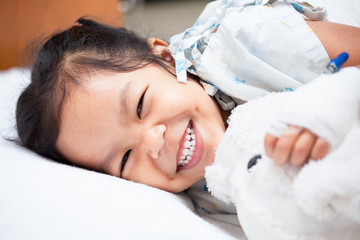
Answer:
[{"left": 0, "top": 68, "right": 240, "bottom": 240}]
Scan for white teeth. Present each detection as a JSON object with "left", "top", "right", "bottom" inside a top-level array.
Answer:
[{"left": 178, "top": 123, "right": 196, "bottom": 167}]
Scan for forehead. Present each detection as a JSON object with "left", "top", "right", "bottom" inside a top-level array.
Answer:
[{"left": 78, "top": 64, "right": 173, "bottom": 89}]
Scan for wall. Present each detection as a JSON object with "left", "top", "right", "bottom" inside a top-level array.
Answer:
[
  {"left": 123, "top": 0, "right": 210, "bottom": 41},
  {"left": 0, "top": 0, "right": 122, "bottom": 70}
]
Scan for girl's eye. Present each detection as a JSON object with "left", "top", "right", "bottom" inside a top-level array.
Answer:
[
  {"left": 137, "top": 93, "right": 144, "bottom": 118},
  {"left": 121, "top": 150, "right": 131, "bottom": 175}
]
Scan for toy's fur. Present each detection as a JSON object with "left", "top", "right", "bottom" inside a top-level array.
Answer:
[{"left": 206, "top": 67, "right": 360, "bottom": 239}]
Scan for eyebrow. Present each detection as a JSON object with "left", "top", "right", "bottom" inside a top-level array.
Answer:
[
  {"left": 99, "top": 80, "right": 132, "bottom": 174},
  {"left": 120, "top": 81, "right": 132, "bottom": 117},
  {"left": 100, "top": 151, "right": 116, "bottom": 174}
]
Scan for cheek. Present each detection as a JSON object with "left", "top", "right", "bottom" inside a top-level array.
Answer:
[
  {"left": 155, "top": 80, "right": 216, "bottom": 118},
  {"left": 179, "top": 82, "right": 209, "bottom": 105},
  {"left": 125, "top": 161, "right": 175, "bottom": 190},
  {"left": 157, "top": 86, "right": 196, "bottom": 110}
]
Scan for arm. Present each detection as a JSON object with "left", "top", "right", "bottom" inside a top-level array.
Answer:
[{"left": 306, "top": 20, "right": 360, "bottom": 68}]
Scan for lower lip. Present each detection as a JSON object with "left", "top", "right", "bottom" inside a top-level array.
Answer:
[{"left": 177, "top": 121, "right": 204, "bottom": 171}]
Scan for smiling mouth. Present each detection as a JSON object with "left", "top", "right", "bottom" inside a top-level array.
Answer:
[
  {"left": 177, "top": 121, "right": 196, "bottom": 167},
  {"left": 176, "top": 120, "right": 204, "bottom": 171}
]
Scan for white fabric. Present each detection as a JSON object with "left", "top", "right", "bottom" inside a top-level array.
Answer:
[
  {"left": 205, "top": 67, "right": 360, "bottom": 240},
  {"left": 168, "top": 0, "right": 330, "bottom": 101},
  {"left": 186, "top": 179, "right": 241, "bottom": 227},
  {"left": 0, "top": 68, "right": 240, "bottom": 240},
  {"left": 307, "top": 0, "right": 360, "bottom": 28}
]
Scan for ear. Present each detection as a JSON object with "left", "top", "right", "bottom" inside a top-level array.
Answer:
[{"left": 147, "top": 38, "right": 174, "bottom": 62}]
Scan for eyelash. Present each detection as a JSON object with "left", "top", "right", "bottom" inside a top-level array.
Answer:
[
  {"left": 137, "top": 92, "right": 145, "bottom": 118},
  {"left": 121, "top": 149, "right": 131, "bottom": 175}
]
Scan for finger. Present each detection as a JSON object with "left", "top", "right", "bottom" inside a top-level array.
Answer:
[
  {"left": 264, "top": 134, "right": 278, "bottom": 158},
  {"left": 290, "top": 130, "right": 317, "bottom": 167},
  {"left": 310, "top": 138, "right": 330, "bottom": 160},
  {"left": 273, "top": 126, "right": 303, "bottom": 165}
]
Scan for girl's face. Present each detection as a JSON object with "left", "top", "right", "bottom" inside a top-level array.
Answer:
[{"left": 56, "top": 64, "right": 226, "bottom": 193}]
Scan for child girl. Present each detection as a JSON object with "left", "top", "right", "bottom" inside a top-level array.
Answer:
[{"left": 16, "top": 1, "right": 360, "bottom": 234}]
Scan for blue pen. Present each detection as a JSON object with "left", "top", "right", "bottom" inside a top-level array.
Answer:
[{"left": 323, "top": 52, "right": 349, "bottom": 74}]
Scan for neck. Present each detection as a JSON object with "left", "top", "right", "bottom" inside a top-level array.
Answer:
[{"left": 220, "top": 109, "right": 231, "bottom": 129}]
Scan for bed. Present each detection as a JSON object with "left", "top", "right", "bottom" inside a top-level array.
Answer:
[{"left": 0, "top": 0, "right": 359, "bottom": 239}]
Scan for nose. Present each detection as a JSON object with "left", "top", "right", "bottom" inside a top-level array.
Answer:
[{"left": 143, "top": 124, "right": 166, "bottom": 159}]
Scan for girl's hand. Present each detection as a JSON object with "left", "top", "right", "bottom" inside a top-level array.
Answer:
[{"left": 264, "top": 126, "right": 330, "bottom": 167}]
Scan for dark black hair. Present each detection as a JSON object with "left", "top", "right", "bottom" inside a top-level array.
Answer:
[{"left": 16, "top": 17, "right": 173, "bottom": 164}]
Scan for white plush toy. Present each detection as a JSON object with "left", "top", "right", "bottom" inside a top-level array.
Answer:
[{"left": 205, "top": 67, "right": 360, "bottom": 240}]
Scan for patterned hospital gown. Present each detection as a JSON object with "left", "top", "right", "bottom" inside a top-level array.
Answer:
[{"left": 168, "top": 0, "right": 329, "bottom": 105}]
